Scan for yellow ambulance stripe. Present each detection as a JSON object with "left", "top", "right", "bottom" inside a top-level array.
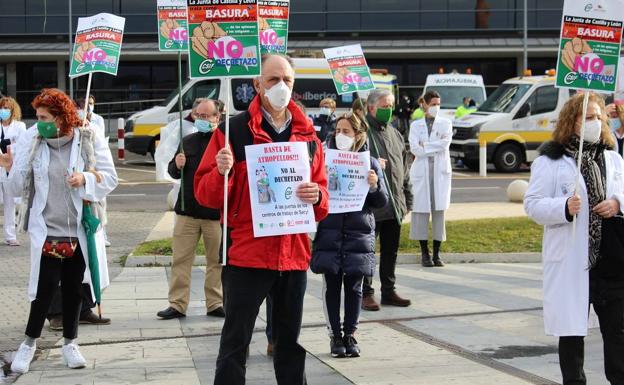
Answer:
[{"left": 478, "top": 131, "right": 552, "bottom": 146}]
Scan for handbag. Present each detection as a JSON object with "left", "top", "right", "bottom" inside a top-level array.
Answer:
[{"left": 42, "top": 238, "right": 78, "bottom": 259}]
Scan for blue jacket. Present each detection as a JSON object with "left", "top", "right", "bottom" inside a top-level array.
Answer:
[{"left": 311, "top": 138, "right": 389, "bottom": 276}]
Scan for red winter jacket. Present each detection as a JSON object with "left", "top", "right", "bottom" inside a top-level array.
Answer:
[{"left": 194, "top": 96, "right": 329, "bottom": 271}]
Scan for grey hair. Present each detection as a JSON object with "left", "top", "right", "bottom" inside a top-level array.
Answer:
[
  {"left": 261, "top": 53, "right": 295, "bottom": 69},
  {"left": 192, "top": 98, "right": 216, "bottom": 111},
  {"left": 366, "top": 88, "right": 393, "bottom": 108}
]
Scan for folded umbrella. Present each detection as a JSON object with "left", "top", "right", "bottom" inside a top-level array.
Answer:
[{"left": 81, "top": 201, "right": 102, "bottom": 317}]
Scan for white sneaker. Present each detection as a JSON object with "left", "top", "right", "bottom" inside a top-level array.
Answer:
[
  {"left": 10, "top": 342, "right": 36, "bottom": 374},
  {"left": 62, "top": 343, "right": 86, "bottom": 369},
  {"left": 104, "top": 239, "right": 111, "bottom": 247}
]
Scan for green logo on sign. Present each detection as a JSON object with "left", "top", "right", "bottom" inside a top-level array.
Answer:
[
  {"left": 285, "top": 187, "right": 293, "bottom": 200},
  {"left": 199, "top": 59, "right": 215, "bottom": 75}
]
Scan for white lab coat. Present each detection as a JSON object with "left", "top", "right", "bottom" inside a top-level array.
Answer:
[
  {"left": 154, "top": 119, "right": 196, "bottom": 182},
  {"left": 0, "top": 120, "right": 27, "bottom": 203},
  {"left": 7, "top": 128, "right": 118, "bottom": 302},
  {"left": 90, "top": 112, "right": 106, "bottom": 139},
  {"left": 408, "top": 116, "right": 453, "bottom": 213},
  {"left": 524, "top": 150, "right": 624, "bottom": 336}
]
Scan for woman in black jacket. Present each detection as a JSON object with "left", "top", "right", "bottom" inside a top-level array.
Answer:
[{"left": 311, "top": 112, "right": 388, "bottom": 358}]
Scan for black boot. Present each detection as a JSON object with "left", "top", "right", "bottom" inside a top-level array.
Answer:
[
  {"left": 420, "top": 240, "right": 433, "bottom": 267},
  {"left": 433, "top": 241, "right": 444, "bottom": 267}
]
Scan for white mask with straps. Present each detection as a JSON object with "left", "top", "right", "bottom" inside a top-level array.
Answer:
[
  {"left": 583, "top": 119, "right": 602, "bottom": 143},
  {"left": 264, "top": 81, "right": 292, "bottom": 111},
  {"left": 335, "top": 133, "right": 355, "bottom": 151}
]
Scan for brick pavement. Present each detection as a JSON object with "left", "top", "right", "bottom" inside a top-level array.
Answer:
[{"left": 0, "top": 211, "right": 164, "bottom": 362}]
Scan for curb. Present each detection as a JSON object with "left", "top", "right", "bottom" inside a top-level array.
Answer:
[{"left": 124, "top": 252, "right": 541, "bottom": 267}]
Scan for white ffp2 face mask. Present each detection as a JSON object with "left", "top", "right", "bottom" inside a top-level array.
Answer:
[
  {"left": 583, "top": 119, "right": 602, "bottom": 143},
  {"left": 427, "top": 105, "right": 440, "bottom": 118},
  {"left": 264, "top": 81, "right": 292, "bottom": 111},
  {"left": 335, "top": 133, "right": 355, "bottom": 151}
]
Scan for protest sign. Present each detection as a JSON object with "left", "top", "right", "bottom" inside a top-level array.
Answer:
[
  {"left": 258, "top": 0, "right": 289, "bottom": 54},
  {"left": 323, "top": 44, "right": 375, "bottom": 95},
  {"left": 186, "top": 0, "right": 261, "bottom": 78},
  {"left": 555, "top": 0, "right": 624, "bottom": 92},
  {"left": 157, "top": 0, "right": 189, "bottom": 51},
  {"left": 69, "top": 13, "right": 126, "bottom": 78},
  {"left": 245, "top": 142, "right": 316, "bottom": 237},
  {"left": 325, "top": 149, "right": 371, "bottom": 214}
]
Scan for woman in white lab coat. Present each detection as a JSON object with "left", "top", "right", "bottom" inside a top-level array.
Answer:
[
  {"left": 525, "top": 92, "right": 624, "bottom": 385},
  {"left": 0, "top": 97, "right": 26, "bottom": 246},
  {"left": 0, "top": 89, "right": 117, "bottom": 374},
  {"left": 408, "top": 90, "right": 452, "bottom": 267}
]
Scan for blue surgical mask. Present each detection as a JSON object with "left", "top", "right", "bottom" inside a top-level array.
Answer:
[
  {"left": 195, "top": 119, "right": 216, "bottom": 133},
  {"left": 0, "top": 108, "right": 11, "bottom": 121},
  {"left": 611, "top": 118, "right": 622, "bottom": 132}
]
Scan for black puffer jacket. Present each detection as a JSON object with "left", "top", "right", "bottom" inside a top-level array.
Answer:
[{"left": 311, "top": 136, "right": 389, "bottom": 276}]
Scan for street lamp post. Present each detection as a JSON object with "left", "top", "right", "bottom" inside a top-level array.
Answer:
[{"left": 523, "top": 0, "right": 528, "bottom": 72}]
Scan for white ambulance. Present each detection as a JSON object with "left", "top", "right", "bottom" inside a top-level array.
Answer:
[
  {"left": 450, "top": 72, "right": 573, "bottom": 172},
  {"left": 423, "top": 73, "right": 487, "bottom": 120},
  {"left": 124, "top": 58, "right": 386, "bottom": 158}
]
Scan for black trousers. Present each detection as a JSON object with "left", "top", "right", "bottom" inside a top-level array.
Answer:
[
  {"left": 363, "top": 219, "right": 401, "bottom": 297},
  {"left": 25, "top": 249, "right": 86, "bottom": 340},
  {"left": 47, "top": 283, "right": 95, "bottom": 319},
  {"left": 214, "top": 266, "right": 307, "bottom": 385},
  {"left": 323, "top": 272, "right": 363, "bottom": 336},
  {"left": 559, "top": 298, "right": 624, "bottom": 385}
]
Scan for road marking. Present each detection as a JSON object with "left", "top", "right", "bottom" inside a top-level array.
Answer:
[
  {"left": 109, "top": 194, "right": 148, "bottom": 197},
  {"left": 116, "top": 167, "right": 156, "bottom": 174},
  {"left": 452, "top": 187, "right": 502, "bottom": 191},
  {"left": 452, "top": 171, "right": 471, "bottom": 177}
]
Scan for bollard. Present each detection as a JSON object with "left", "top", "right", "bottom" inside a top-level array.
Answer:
[
  {"left": 117, "top": 118, "right": 125, "bottom": 161},
  {"left": 479, "top": 140, "right": 487, "bottom": 177}
]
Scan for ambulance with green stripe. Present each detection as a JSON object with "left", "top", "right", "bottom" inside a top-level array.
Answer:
[{"left": 450, "top": 71, "right": 572, "bottom": 172}]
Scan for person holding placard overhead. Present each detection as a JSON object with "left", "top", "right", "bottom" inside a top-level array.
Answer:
[
  {"left": 525, "top": 93, "right": 624, "bottom": 385},
  {"left": 311, "top": 112, "right": 388, "bottom": 358},
  {"left": 194, "top": 54, "right": 329, "bottom": 385},
  {"left": 408, "top": 90, "right": 453, "bottom": 268},
  {"left": 0, "top": 96, "right": 26, "bottom": 246}
]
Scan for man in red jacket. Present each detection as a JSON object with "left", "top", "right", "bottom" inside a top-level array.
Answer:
[{"left": 194, "top": 54, "right": 329, "bottom": 385}]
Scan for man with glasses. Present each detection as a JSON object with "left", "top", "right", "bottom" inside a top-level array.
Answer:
[
  {"left": 362, "top": 88, "right": 413, "bottom": 311},
  {"left": 157, "top": 98, "right": 226, "bottom": 320}
]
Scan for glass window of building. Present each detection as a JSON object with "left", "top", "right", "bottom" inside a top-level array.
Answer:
[{"left": 17, "top": 62, "right": 58, "bottom": 118}]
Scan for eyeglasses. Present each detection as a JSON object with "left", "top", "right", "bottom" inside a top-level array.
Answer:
[{"left": 194, "top": 113, "right": 218, "bottom": 120}]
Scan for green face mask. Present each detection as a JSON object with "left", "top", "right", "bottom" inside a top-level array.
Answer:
[
  {"left": 37, "top": 121, "right": 59, "bottom": 138},
  {"left": 375, "top": 107, "right": 393, "bottom": 124}
]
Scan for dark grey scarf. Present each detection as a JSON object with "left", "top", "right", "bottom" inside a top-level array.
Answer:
[{"left": 564, "top": 136, "right": 607, "bottom": 268}]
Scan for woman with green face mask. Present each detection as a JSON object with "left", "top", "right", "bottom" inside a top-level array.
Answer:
[{"left": 0, "top": 88, "right": 118, "bottom": 375}]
